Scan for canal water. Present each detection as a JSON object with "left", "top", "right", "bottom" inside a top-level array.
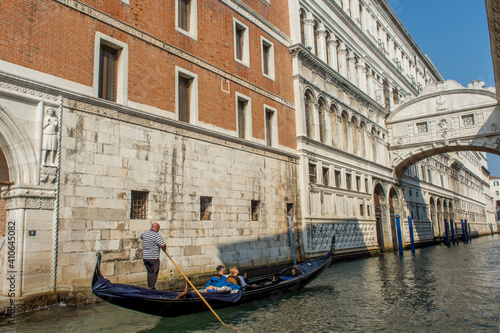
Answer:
[{"left": 2, "top": 236, "right": 500, "bottom": 332}]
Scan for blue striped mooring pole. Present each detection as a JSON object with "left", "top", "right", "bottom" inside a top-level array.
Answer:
[
  {"left": 408, "top": 215, "right": 415, "bottom": 253},
  {"left": 396, "top": 215, "right": 403, "bottom": 255}
]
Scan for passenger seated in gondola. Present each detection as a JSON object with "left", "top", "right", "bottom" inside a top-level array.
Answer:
[
  {"left": 205, "top": 265, "right": 242, "bottom": 293},
  {"left": 226, "top": 266, "right": 247, "bottom": 288}
]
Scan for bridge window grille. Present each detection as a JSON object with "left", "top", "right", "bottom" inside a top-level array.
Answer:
[
  {"left": 416, "top": 122, "right": 428, "bottom": 134},
  {"left": 462, "top": 114, "right": 475, "bottom": 127}
]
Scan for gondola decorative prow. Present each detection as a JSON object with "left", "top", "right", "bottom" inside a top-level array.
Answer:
[{"left": 92, "top": 252, "right": 103, "bottom": 287}]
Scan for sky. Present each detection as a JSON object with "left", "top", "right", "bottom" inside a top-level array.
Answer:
[{"left": 390, "top": 0, "right": 500, "bottom": 177}]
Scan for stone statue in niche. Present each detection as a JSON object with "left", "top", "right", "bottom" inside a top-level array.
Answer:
[{"left": 41, "top": 108, "right": 58, "bottom": 167}]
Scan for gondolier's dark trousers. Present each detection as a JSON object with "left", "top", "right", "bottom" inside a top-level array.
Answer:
[{"left": 143, "top": 259, "right": 160, "bottom": 289}]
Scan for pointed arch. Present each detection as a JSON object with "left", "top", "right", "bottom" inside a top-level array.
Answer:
[
  {"left": 329, "top": 103, "right": 338, "bottom": 148},
  {"left": 341, "top": 110, "right": 349, "bottom": 151},
  {"left": 304, "top": 89, "right": 315, "bottom": 138},
  {"left": 351, "top": 115, "right": 358, "bottom": 155}
]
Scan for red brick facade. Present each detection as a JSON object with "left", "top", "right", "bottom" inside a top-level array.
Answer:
[{"left": 0, "top": 0, "right": 295, "bottom": 147}]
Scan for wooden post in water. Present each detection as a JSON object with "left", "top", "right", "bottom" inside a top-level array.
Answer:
[
  {"left": 396, "top": 215, "right": 403, "bottom": 255},
  {"left": 464, "top": 220, "right": 470, "bottom": 243},
  {"left": 450, "top": 219, "right": 455, "bottom": 245},
  {"left": 444, "top": 218, "right": 449, "bottom": 246},
  {"left": 408, "top": 216, "right": 415, "bottom": 253},
  {"left": 461, "top": 219, "right": 465, "bottom": 243}
]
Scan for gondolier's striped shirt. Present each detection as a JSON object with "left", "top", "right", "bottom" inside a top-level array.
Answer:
[{"left": 140, "top": 229, "right": 166, "bottom": 259}]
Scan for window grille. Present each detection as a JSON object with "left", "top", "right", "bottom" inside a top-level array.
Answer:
[{"left": 131, "top": 191, "right": 148, "bottom": 219}]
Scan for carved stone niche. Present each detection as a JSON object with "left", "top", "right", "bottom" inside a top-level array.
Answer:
[{"left": 1, "top": 186, "right": 56, "bottom": 210}]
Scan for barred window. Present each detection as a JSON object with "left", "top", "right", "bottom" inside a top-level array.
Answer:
[
  {"left": 200, "top": 196, "right": 212, "bottom": 220},
  {"left": 251, "top": 200, "right": 260, "bottom": 221},
  {"left": 131, "top": 191, "right": 148, "bottom": 219}
]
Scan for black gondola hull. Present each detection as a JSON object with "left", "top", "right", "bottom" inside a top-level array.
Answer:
[{"left": 92, "top": 249, "right": 333, "bottom": 317}]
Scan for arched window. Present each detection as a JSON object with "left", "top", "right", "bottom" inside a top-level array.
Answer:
[
  {"left": 359, "top": 121, "right": 366, "bottom": 158},
  {"left": 341, "top": 111, "right": 349, "bottom": 151},
  {"left": 318, "top": 98, "right": 327, "bottom": 143},
  {"left": 304, "top": 91, "right": 315, "bottom": 138},
  {"left": 351, "top": 115, "right": 358, "bottom": 155},
  {"left": 330, "top": 104, "right": 338, "bottom": 148},
  {"left": 371, "top": 127, "right": 377, "bottom": 162}
]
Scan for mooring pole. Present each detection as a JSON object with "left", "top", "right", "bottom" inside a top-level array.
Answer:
[
  {"left": 444, "top": 218, "right": 449, "bottom": 246},
  {"left": 464, "top": 219, "right": 470, "bottom": 243},
  {"left": 408, "top": 215, "right": 415, "bottom": 253},
  {"left": 396, "top": 215, "right": 403, "bottom": 255},
  {"left": 287, "top": 216, "right": 297, "bottom": 265},
  {"left": 450, "top": 218, "right": 455, "bottom": 244},
  {"left": 461, "top": 219, "right": 465, "bottom": 243}
]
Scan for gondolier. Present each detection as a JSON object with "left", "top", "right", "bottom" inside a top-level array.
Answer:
[{"left": 140, "top": 223, "right": 167, "bottom": 289}]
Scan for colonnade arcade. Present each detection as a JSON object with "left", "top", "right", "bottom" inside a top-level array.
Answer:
[{"left": 303, "top": 87, "right": 385, "bottom": 163}]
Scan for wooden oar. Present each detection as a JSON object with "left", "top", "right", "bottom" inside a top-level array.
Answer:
[{"left": 164, "top": 251, "right": 238, "bottom": 331}]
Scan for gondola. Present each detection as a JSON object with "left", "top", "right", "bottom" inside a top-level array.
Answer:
[{"left": 91, "top": 239, "right": 334, "bottom": 317}]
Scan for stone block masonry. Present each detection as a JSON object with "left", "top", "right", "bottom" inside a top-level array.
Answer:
[{"left": 55, "top": 98, "right": 300, "bottom": 288}]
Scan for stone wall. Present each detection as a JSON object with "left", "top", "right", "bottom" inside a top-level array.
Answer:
[{"left": 55, "top": 98, "right": 300, "bottom": 290}]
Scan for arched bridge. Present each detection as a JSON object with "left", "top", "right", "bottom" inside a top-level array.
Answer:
[{"left": 386, "top": 80, "right": 500, "bottom": 176}]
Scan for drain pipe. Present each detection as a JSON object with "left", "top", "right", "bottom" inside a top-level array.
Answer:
[
  {"left": 287, "top": 216, "right": 296, "bottom": 266},
  {"left": 51, "top": 97, "right": 63, "bottom": 292}
]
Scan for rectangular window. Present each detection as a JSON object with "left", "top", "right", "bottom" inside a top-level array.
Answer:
[
  {"left": 309, "top": 163, "right": 317, "bottom": 184},
  {"left": 265, "top": 108, "right": 274, "bottom": 146},
  {"left": 360, "top": 204, "right": 364, "bottom": 216},
  {"left": 176, "top": 68, "right": 198, "bottom": 124},
  {"left": 416, "top": 122, "right": 428, "bottom": 133},
  {"left": 367, "top": 205, "right": 371, "bottom": 216},
  {"left": 261, "top": 37, "right": 275, "bottom": 79},
  {"left": 365, "top": 179, "right": 369, "bottom": 193},
  {"left": 496, "top": 191, "right": 499, "bottom": 195},
  {"left": 200, "top": 196, "right": 212, "bottom": 220},
  {"left": 131, "top": 191, "right": 148, "bottom": 219},
  {"left": 238, "top": 98, "right": 248, "bottom": 139},
  {"left": 178, "top": 75, "right": 192, "bottom": 122},
  {"left": 356, "top": 176, "right": 361, "bottom": 192},
  {"left": 322, "top": 167, "right": 329, "bottom": 186},
  {"left": 346, "top": 173, "right": 352, "bottom": 190},
  {"left": 234, "top": 19, "right": 249, "bottom": 66},
  {"left": 335, "top": 170, "right": 342, "bottom": 188},
  {"left": 251, "top": 200, "right": 260, "bottom": 221},
  {"left": 178, "top": 0, "right": 190, "bottom": 31},
  {"left": 176, "top": 0, "right": 197, "bottom": 38},
  {"left": 98, "top": 44, "right": 118, "bottom": 101}
]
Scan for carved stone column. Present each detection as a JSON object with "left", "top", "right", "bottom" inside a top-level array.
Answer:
[
  {"left": 347, "top": 54, "right": 357, "bottom": 85},
  {"left": 327, "top": 37, "right": 339, "bottom": 71},
  {"left": 356, "top": 59, "right": 366, "bottom": 91},
  {"left": 316, "top": 23, "right": 327, "bottom": 62},
  {"left": 337, "top": 41, "right": 348, "bottom": 78},
  {"left": 304, "top": 17, "right": 315, "bottom": 51}
]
